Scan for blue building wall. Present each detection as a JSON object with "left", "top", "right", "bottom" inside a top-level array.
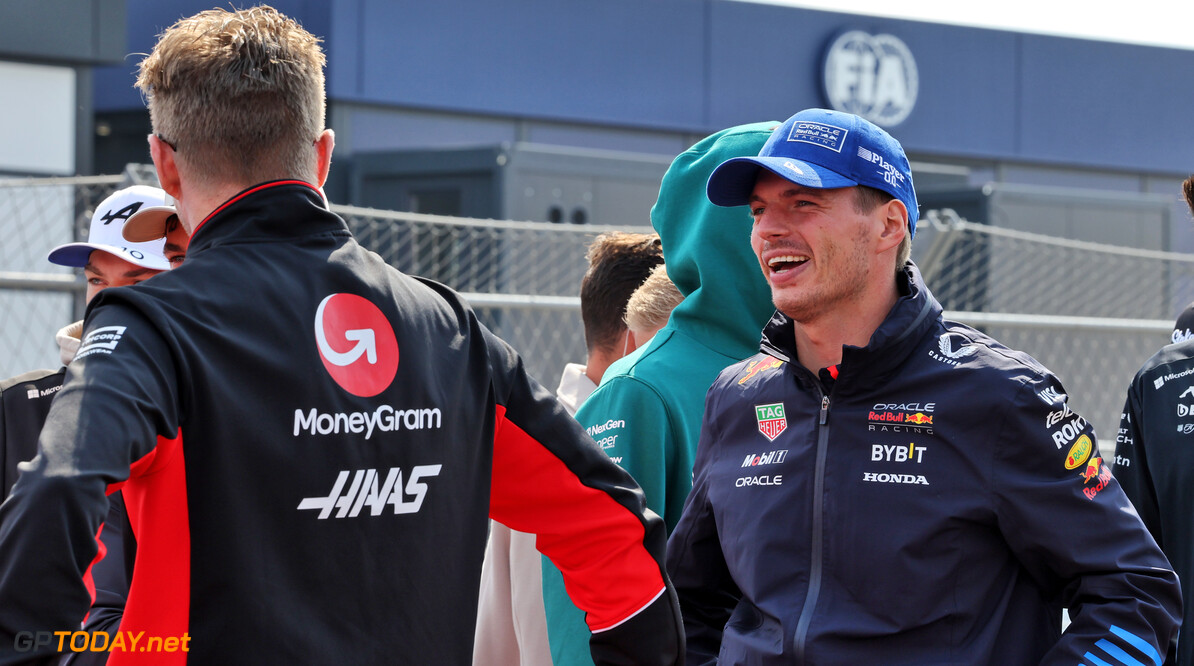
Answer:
[{"left": 94, "top": 0, "right": 1194, "bottom": 177}]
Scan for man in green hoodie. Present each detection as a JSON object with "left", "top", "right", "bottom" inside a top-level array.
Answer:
[{"left": 542, "top": 122, "right": 779, "bottom": 665}]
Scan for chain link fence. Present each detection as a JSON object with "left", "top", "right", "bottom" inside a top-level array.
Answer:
[
  {"left": 1, "top": 173, "right": 1186, "bottom": 450},
  {"left": 915, "top": 210, "right": 1181, "bottom": 447},
  {"left": 0, "top": 172, "right": 638, "bottom": 394},
  {"left": 339, "top": 204, "right": 642, "bottom": 388},
  {"left": 0, "top": 174, "right": 126, "bottom": 376}
]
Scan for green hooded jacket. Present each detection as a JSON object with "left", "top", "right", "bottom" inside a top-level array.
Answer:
[{"left": 542, "top": 122, "right": 779, "bottom": 665}]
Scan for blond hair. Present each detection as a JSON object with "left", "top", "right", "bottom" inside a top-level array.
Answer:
[
  {"left": 136, "top": 5, "right": 327, "bottom": 186},
  {"left": 624, "top": 264, "right": 682, "bottom": 334}
]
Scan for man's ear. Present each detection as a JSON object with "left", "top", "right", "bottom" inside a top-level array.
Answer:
[
  {"left": 149, "top": 134, "right": 181, "bottom": 199},
  {"left": 876, "top": 199, "right": 908, "bottom": 254},
  {"left": 314, "top": 129, "right": 335, "bottom": 188}
]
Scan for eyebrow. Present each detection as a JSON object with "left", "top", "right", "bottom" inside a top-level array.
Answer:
[
  {"left": 750, "top": 186, "right": 824, "bottom": 202},
  {"left": 83, "top": 263, "right": 159, "bottom": 279},
  {"left": 164, "top": 241, "right": 186, "bottom": 255}
]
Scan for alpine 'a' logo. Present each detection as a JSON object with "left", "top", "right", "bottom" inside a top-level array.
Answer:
[{"left": 315, "top": 294, "right": 399, "bottom": 397}]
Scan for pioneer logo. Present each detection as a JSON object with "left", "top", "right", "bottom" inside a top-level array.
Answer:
[
  {"left": 315, "top": 294, "right": 400, "bottom": 397},
  {"left": 297, "top": 465, "right": 441, "bottom": 519},
  {"left": 294, "top": 406, "right": 442, "bottom": 439}
]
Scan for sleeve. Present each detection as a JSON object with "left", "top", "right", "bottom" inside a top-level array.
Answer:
[
  {"left": 579, "top": 377, "right": 683, "bottom": 531},
  {"left": 0, "top": 302, "right": 181, "bottom": 666},
  {"left": 540, "top": 376, "right": 677, "bottom": 665},
  {"left": 664, "top": 388, "right": 739, "bottom": 666},
  {"left": 0, "top": 385, "right": 8, "bottom": 500},
  {"left": 992, "top": 374, "right": 1181, "bottom": 666},
  {"left": 60, "top": 491, "right": 133, "bottom": 666},
  {"left": 1112, "top": 377, "right": 1162, "bottom": 546},
  {"left": 484, "top": 331, "right": 683, "bottom": 666}
]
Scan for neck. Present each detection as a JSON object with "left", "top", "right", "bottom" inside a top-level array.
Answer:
[
  {"left": 585, "top": 345, "right": 624, "bottom": 386},
  {"left": 177, "top": 182, "right": 252, "bottom": 236},
  {"left": 792, "top": 280, "right": 900, "bottom": 374}
]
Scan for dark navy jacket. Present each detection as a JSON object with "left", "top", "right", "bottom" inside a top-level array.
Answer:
[
  {"left": 1116, "top": 338, "right": 1194, "bottom": 666},
  {"left": 667, "top": 264, "right": 1181, "bottom": 665},
  {"left": 0, "top": 181, "right": 682, "bottom": 665}
]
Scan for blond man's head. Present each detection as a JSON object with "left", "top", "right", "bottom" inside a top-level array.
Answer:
[
  {"left": 136, "top": 5, "right": 326, "bottom": 186},
  {"left": 624, "top": 264, "right": 683, "bottom": 346}
]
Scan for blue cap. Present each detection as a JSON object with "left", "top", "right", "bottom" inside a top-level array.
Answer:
[{"left": 706, "top": 108, "right": 919, "bottom": 237}]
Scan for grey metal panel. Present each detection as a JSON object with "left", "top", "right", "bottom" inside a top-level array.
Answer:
[
  {"left": 0, "top": 0, "right": 125, "bottom": 64},
  {"left": 348, "top": 143, "right": 670, "bottom": 228},
  {"left": 345, "top": 107, "right": 519, "bottom": 153},
  {"left": 591, "top": 177, "right": 663, "bottom": 229}
]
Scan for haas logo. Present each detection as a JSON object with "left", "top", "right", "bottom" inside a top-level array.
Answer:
[{"left": 315, "top": 294, "right": 399, "bottom": 397}]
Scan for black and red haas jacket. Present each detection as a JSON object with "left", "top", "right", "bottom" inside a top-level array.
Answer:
[{"left": 0, "top": 181, "right": 682, "bottom": 665}]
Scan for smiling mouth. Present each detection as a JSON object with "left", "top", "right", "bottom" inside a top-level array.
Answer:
[{"left": 768, "top": 254, "right": 809, "bottom": 274}]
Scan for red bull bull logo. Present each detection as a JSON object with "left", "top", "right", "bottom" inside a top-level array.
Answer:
[
  {"left": 1082, "top": 457, "right": 1113, "bottom": 500},
  {"left": 739, "top": 357, "right": 784, "bottom": 385}
]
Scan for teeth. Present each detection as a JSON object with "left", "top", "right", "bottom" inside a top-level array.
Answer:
[{"left": 768, "top": 255, "right": 809, "bottom": 268}]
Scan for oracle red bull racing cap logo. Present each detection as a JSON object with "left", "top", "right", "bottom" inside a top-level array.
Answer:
[{"left": 315, "top": 293, "right": 399, "bottom": 397}]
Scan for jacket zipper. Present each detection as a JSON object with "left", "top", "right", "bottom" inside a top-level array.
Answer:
[{"left": 793, "top": 393, "right": 830, "bottom": 662}]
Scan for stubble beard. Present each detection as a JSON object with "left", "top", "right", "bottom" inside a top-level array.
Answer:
[{"left": 772, "top": 227, "right": 873, "bottom": 324}]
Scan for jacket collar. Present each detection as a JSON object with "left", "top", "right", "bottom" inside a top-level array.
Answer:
[
  {"left": 188, "top": 180, "right": 347, "bottom": 254},
  {"left": 760, "top": 262, "right": 942, "bottom": 390}
]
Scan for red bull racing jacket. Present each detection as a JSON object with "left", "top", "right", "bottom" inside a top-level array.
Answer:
[
  {"left": 666, "top": 264, "right": 1180, "bottom": 665},
  {"left": 0, "top": 181, "right": 682, "bottom": 665}
]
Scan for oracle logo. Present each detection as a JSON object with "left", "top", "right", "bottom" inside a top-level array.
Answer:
[{"left": 314, "top": 293, "right": 399, "bottom": 397}]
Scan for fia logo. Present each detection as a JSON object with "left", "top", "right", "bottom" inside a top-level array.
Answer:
[
  {"left": 822, "top": 30, "right": 918, "bottom": 127},
  {"left": 315, "top": 294, "right": 399, "bottom": 397}
]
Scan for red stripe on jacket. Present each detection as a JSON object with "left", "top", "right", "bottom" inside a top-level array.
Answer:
[
  {"left": 110, "top": 429, "right": 190, "bottom": 665},
  {"left": 488, "top": 405, "right": 665, "bottom": 632}
]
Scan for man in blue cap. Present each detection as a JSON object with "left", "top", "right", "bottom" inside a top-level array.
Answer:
[{"left": 665, "top": 108, "right": 1181, "bottom": 665}]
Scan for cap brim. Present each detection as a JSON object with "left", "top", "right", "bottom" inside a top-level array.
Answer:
[
  {"left": 47, "top": 242, "right": 171, "bottom": 271},
  {"left": 706, "top": 156, "right": 859, "bottom": 207},
  {"left": 122, "top": 206, "right": 176, "bottom": 242}
]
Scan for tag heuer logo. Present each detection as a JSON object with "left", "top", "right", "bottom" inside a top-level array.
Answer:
[{"left": 755, "top": 403, "right": 787, "bottom": 441}]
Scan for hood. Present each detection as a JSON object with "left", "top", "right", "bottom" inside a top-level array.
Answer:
[
  {"left": 56, "top": 320, "right": 83, "bottom": 366},
  {"left": 650, "top": 121, "right": 779, "bottom": 359}
]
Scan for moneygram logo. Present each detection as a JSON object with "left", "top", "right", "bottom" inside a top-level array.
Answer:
[{"left": 315, "top": 294, "right": 399, "bottom": 397}]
